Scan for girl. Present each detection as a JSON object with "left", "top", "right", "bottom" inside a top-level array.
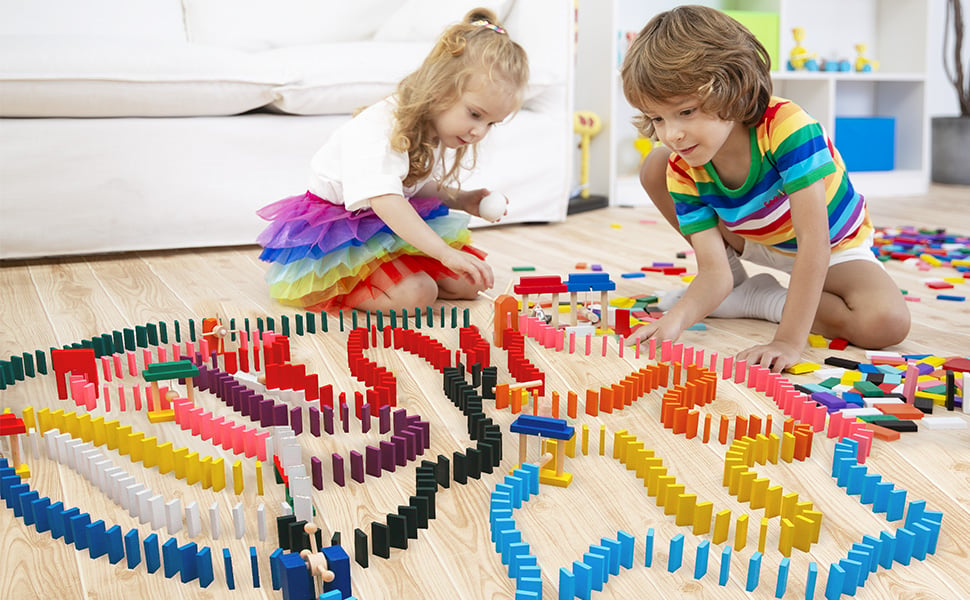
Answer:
[
  {"left": 257, "top": 8, "right": 528, "bottom": 314},
  {"left": 620, "top": 5, "right": 910, "bottom": 373}
]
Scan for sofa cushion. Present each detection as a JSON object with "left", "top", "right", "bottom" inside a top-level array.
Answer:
[
  {"left": 263, "top": 42, "right": 432, "bottom": 115},
  {"left": 0, "top": 0, "right": 185, "bottom": 42},
  {"left": 372, "top": 0, "right": 514, "bottom": 42},
  {"left": 184, "top": 0, "right": 403, "bottom": 51},
  {"left": 0, "top": 37, "right": 292, "bottom": 117}
]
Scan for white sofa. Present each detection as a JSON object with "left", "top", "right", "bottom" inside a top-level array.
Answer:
[{"left": 0, "top": 0, "right": 574, "bottom": 260}]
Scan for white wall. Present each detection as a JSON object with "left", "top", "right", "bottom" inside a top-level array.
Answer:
[{"left": 929, "top": 0, "right": 967, "bottom": 117}]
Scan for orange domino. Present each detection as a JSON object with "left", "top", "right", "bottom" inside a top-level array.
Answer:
[
  {"left": 685, "top": 410, "right": 699, "bottom": 439},
  {"left": 567, "top": 391, "right": 577, "bottom": 419},
  {"left": 585, "top": 389, "right": 599, "bottom": 417},
  {"left": 599, "top": 386, "right": 613, "bottom": 414},
  {"left": 734, "top": 416, "right": 748, "bottom": 440},
  {"left": 495, "top": 384, "right": 509, "bottom": 409},
  {"left": 702, "top": 413, "right": 712, "bottom": 443},
  {"left": 718, "top": 415, "right": 729, "bottom": 444}
]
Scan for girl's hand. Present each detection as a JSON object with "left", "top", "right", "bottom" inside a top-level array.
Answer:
[
  {"left": 440, "top": 247, "right": 494, "bottom": 290},
  {"left": 736, "top": 340, "right": 802, "bottom": 374}
]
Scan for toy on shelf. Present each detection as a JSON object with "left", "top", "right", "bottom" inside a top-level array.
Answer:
[
  {"left": 634, "top": 137, "right": 656, "bottom": 163},
  {"left": 573, "top": 111, "right": 602, "bottom": 199},
  {"left": 854, "top": 43, "right": 879, "bottom": 72},
  {"left": 787, "top": 27, "right": 819, "bottom": 71}
]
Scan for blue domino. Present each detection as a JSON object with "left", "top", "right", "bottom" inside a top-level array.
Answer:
[
  {"left": 846, "top": 464, "right": 867, "bottom": 495},
  {"left": 719, "top": 545, "right": 731, "bottom": 586},
  {"left": 269, "top": 547, "right": 284, "bottom": 590},
  {"left": 86, "top": 520, "right": 107, "bottom": 560},
  {"left": 499, "top": 529, "right": 521, "bottom": 564},
  {"left": 644, "top": 528, "right": 654, "bottom": 567},
  {"left": 144, "top": 532, "right": 160, "bottom": 573},
  {"left": 775, "top": 557, "right": 790, "bottom": 598},
  {"left": 19, "top": 490, "right": 39, "bottom": 525},
  {"left": 106, "top": 525, "right": 124, "bottom": 565},
  {"left": 572, "top": 560, "right": 592, "bottom": 600},
  {"left": 250, "top": 546, "right": 260, "bottom": 588},
  {"left": 824, "top": 563, "right": 846, "bottom": 600},
  {"left": 223, "top": 548, "right": 235, "bottom": 590},
  {"left": 910, "top": 522, "right": 932, "bottom": 561},
  {"left": 588, "top": 544, "right": 612, "bottom": 581},
  {"left": 839, "top": 558, "right": 862, "bottom": 595},
  {"left": 878, "top": 531, "right": 896, "bottom": 569},
  {"left": 860, "top": 474, "right": 882, "bottom": 505},
  {"left": 600, "top": 538, "right": 622, "bottom": 575},
  {"left": 806, "top": 562, "right": 818, "bottom": 599},
  {"left": 510, "top": 552, "right": 536, "bottom": 579},
  {"left": 582, "top": 551, "right": 606, "bottom": 591},
  {"left": 197, "top": 547, "right": 213, "bottom": 588},
  {"left": 558, "top": 568, "right": 575, "bottom": 600},
  {"left": 617, "top": 531, "right": 635, "bottom": 569},
  {"left": 124, "top": 529, "right": 141, "bottom": 569},
  {"left": 179, "top": 542, "right": 199, "bottom": 583},
  {"left": 886, "top": 489, "right": 908, "bottom": 521},
  {"left": 162, "top": 537, "right": 180, "bottom": 579},
  {"left": 746, "top": 551, "right": 762, "bottom": 592},
  {"left": 694, "top": 540, "right": 710, "bottom": 580},
  {"left": 30, "top": 496, "right": 51, "bottom": 533},
  {"left": 519, "top": 463, "right": 540, "bottom": 495},
  {"left": 7, "top": 483, "right": 29, "bottom": 516},
  {"left": 894, "top": 528, "right": 915, "bottom": 565},
  {"left": 667, "top": 534, "right": 684, "bottom": 573},
  {"left": 68, "top": 512, "right": 91, "bottom": 550}
]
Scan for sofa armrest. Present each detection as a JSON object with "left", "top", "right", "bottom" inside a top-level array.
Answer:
[{"left": 504, "top": 0, "right": 574, "bottom": 111}]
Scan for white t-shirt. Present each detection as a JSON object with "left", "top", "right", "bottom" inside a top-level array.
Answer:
[{"left": 307, "top": 97, "right": 431, "bottom": 212}]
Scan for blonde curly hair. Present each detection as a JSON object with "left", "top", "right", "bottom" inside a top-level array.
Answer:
[
  {"left": 391, "top": 8, "right": 529, "bottom": 190},
  {"left": 621, "top": 5, "right": 772, "bottom": 139}
]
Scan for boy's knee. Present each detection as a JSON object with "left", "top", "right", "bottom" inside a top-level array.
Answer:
[{"left": 852, "top": 304, "right": 911, "bottom": 349}]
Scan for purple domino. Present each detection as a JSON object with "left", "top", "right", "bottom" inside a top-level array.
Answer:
[
  {"left": 332, "top": 454, "right": 346, "bottom": 487},
  {"left": 309, "top": 407, "right": 320, "bottom": 437},
  {"left": 311, "top": 457, "right": 323, "bottom": 490},
  {"left": 378, "top": 405, "right": 391, "bottom": 434},
  {"left": 364, "top": 447, "right": 380, "bottom": 479},
  {"left": 350, "top": 451, "right": 364, "bottom": 483},
  {"left": 361, "top": 404, "right": 371, "bottom": 434},
  {"left": 289, "top": 406, "right": 302, "bottom": 435},
  {"left": 812, "top": 391, "right": 847, "bottom": 412},
  {"left": 323, "top": 406, "right": 334, "bottom": 435}
]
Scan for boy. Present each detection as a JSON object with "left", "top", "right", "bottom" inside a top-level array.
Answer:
[{"left": 620, "top": 5, "right": 909, "bottom": 372}]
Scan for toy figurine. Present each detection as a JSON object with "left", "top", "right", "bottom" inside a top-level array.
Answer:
[
  {"left": 573, "top": 111, "right": 602, "bottom": 199},
  {"left": 854, "top": 43, "right": 879, "bottom": 72},
  {"left": 787, "top": 27, "right": 819, "bottom": 71}
]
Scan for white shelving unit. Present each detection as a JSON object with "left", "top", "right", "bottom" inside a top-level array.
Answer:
[{"left": 574, "top": 0, "right": 931, "bottom": 207}]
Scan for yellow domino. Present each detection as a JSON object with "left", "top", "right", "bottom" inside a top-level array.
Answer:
[
  {"left": 581, "top": 424, "right": 589, "bottom": 455},
  {"left": 211, "top": 458, "right": 225, "bottom": 492},
  {"left": 116, "top": 425, "right": 132, "bottom": 455},
  {"left": 654, "top": 474, "right": 675, "bottom": 504},
  {"left": 14, "top": 464, "right": 30, "bottom": 479},
  {"left": 919, "top": 253, "right": 942, "bottom": 267},
  {"left": 787, "top": 361, "right": 820, "bottom": 375},
  {"left": 141, "top": 436, "right": 158, "bottom": 469},
  {"left": 758, "top": 517, "right": 769, "bottom": 553},
  {"left": 200, "top": 456, "right": 213, "bottom": 489},
  {"left": 157, "top": 442, "right": 174, "bottom": 474},
  {"left": 779, "top": 518, "right": 795, "bottom": 556},
  {"left": 944, "top": 277, "right": 966, "bottom": 285},
  {"left": 767, "top": 433, "right": 780, "bottom": 464},
  {"left": 693, "top": 501, "right": 713, "bottom": 536},
  {"left": 664, "top": 484, "right": 685, "bottom": 516},
  {"left": 736, "top": 470, "right": 756, "bottom": 503},
  {"left": 77, "top": 413, "right": 92, "bottom": 442},
  {"left": 36, "top": 407, "right": 51, "bottom": 433},
  {"left": 840, "top": 371, "right": 863, "bottom": 384},
  {"left": 233, "top": 460, "right": 244, "bottom": 495},
  {"left": 734, "top": 514, "right": 749, "bottom": 551},
  {"left": 91, "top": 416, "right": 106, "bottom": 446},
  {"left": 646, "top": 465, "right": 667, "bottom": 495},
  {"left": 612, "top": 429, "right": 631, "bottom": 460},
  {"left": 564, "top": 431, "right": 576, "bottom": 459},
  {"left": 173, "top": 447, "right": 189, "bottom": 479},
  {"left": 780, "top": 432, "right": 796, "bottom": 463},
  {"left": 186, "top": 452, "right": 201, "bottom": 486},
  {"left": 807, "top": 334, "right": 827, "bottom": 348},
  {"left": 105, "top": 420, "right": 120, "bottom": 451},
  {"left": 637, "top": 456, "right": 662, "bottom": 482},
  {"left": 765, "top": 486, "right": 783, "bottom": 518},
  {"left": 750, "top": 478, "right": 770, "bottom": 509},
  {"left": 598, "top": 425, "right": 605, "bottom": 456},
  {"left": 255, "top": 460, "right": 264, "bottom": 496},
  {"left": 127, "top": 432, "right": 145, "bottom": 463},
  {"left": 147, "top": 409, "right": 175, "bottom": 424},
  {"left": 50, "top": 409, "right": 66, "bottom": 434},
  {"left": 22, "top": 407, "right": 35, "bottom": 432},
  {"left": 712, "top": 509, "right": 731, "bottom": 544},
  {"left": 781, "top": 492, "right": 800, "bottom": 521},
  {"left": 753, "top": 434, "right": 769, "bottom": 465},
  {"left": 675, "top": 493, "right": 696, "bottom": 526}
]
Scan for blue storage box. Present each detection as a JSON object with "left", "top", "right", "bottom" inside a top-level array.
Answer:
[{"left": 835, "top": 117, "right": 896, "bottom": 171}]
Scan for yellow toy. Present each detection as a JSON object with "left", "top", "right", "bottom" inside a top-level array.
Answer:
[
  {"left": 573, "top": 111, "right": 602, "bottom": 199},
  {"left": 634, "top": 136, "right": 655, "bottom": 162},
  {"left": 787, "top": 27, "right": 818, "bottom": 71},
  {"left": 854, "top": 43, "right": 879, "bottom": 72}
]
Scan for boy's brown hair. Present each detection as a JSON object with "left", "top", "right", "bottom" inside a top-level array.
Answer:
[{"left": 621, "top": 5, "right": 772, "bottom": 138}]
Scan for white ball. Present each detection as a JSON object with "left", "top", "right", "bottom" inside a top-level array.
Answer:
[{"left": 479, "top": 193, "right": 507, "bottom": 222}]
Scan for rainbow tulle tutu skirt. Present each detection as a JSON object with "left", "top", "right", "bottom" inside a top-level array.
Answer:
[{"left": 256, "top": 192, "right": 484, "bottom": 313}]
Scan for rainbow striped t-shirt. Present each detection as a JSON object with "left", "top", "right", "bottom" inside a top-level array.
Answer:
[{"left": 668, "top": 96, "right": 872, "bottom": 254}]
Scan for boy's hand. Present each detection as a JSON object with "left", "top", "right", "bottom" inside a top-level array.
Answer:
[
  {"left": 736, "top": 340, "right": 802, "bottom": 374},
  {"left": 627, "top": 316, "right": 684, "bottom": 347}
]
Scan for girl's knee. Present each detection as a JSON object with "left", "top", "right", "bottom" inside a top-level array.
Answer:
[{"left": 851, "top": 303, "right": 911, "bottom": 349}]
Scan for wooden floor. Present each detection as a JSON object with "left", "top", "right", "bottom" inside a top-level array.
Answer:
[{"left": 1, "top": 184, "right": 969, "bottom": 599}]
